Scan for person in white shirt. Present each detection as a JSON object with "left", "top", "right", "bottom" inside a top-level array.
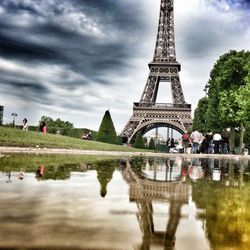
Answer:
[
  {"left": 22, "top": 118, "right": 28, "bottom": 131},
  {"left": 213, "top": 132, "right": 222, "bottom": 154},
  {"left": 190, "top": 130, "right": 202, "bottom": 153}
]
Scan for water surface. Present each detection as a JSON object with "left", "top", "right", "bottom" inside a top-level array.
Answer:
[{"left": 0, "top": 154, "right": 250, "bottom": 250}]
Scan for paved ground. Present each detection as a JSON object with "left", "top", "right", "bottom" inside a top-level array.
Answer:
[{"left": 0, "top": 146, "right": 249, "bottom": 160}]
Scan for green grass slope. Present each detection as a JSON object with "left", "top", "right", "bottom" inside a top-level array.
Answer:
[{"left": 0, "top": 127, "right": 143, "bottom": 152}]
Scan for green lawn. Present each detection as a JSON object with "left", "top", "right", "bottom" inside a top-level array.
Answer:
[{"left": 0, "top": 126, "right": 145, "bottom": 152}]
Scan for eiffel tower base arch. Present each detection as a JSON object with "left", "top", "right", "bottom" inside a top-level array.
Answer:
[{"left": 121, "top": 103, "right": 192, "bottom": 143}]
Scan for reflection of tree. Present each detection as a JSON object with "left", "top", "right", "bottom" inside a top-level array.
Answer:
[
  {"left": 130, "top": 157, "right": 144, "bottom": 177},
  {"left": 95, "top": 160, "right": 117, "bottom": 198},
  {"left": 192, "top": 161, "right": 250, "bottom": 249},
  {"left": 41, "top": 164, "right": 72, "bottom": 180}
]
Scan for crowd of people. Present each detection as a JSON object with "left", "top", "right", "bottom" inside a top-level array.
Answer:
[
  {"left": 186, "top": 130, "right": 229, "bottom": 154},
  {"left": 167, "top": 130, "right": 230, "bottom": 154}
]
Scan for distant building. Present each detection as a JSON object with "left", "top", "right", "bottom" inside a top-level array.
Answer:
[{"left": 0, "top": 106, "right": 3, "bottom": 125}]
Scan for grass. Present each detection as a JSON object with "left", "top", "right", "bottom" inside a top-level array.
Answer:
[{"left": 0, "top": 126, "right": 146, "bottom": 152}]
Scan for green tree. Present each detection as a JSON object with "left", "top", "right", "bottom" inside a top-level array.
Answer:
[
  {"left": 206, "top": 50, "right": 250, "bottom": 131},
  {"left": 148, "top": 138, "right": 156, "bottom": 150},
  {"left": 204, "top": 50, "right": 250, "bottom": 152},
  {"left": 193, "top": 97, "right": 208, "bottom": 132},
  {"left": 133, "top": 131, "right": 145, "bottom": 149},
  {"left": 219, "top": 81, "right": 250, "bottom": 152},
  {"left": 95, "top": 110, "right": 118, "bottom": 144},
  {"left": 39, "top": 116, "right": 74, "bottom": 135}
]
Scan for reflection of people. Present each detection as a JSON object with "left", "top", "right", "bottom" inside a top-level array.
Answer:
[
  {"left": 18, "top": 170, "right": 24, "bottom": 180},
  {"left": 36, "top": 165, "right": 45, "bottom": 179},
  {"left": 6, "top": 171, "right": 12, "bottom": 183},
  {"left": 22, "top": 118, "right": 28, "bottom": 130}
]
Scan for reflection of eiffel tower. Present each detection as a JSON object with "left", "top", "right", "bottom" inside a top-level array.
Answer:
[
  {"left": 122, "top": 160, "right": 189, "bottom": 249},
  {"left": 121, "top": 0, "right": 192, "bottom": 143}
]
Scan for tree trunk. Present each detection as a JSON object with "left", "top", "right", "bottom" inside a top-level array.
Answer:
[
  {"left": 229, "top": 126, "right": 235, "bottom": 154},
  {"left": 239, "top": 122, "right": 245, "bottom": 155}
]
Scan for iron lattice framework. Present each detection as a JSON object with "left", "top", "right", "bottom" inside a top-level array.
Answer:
[{"left": 121, "top": 0, "right": 192, "bottom": 142}]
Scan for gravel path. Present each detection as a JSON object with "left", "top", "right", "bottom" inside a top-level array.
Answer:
[{"left": 0, "top": 146, "right": 249, "bottom": 160}]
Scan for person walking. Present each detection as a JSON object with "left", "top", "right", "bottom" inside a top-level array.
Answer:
[
  {"left": 39, "top": 121, "right": 47, "bottom": 134},
  {"left": 213, "top": 132, "right": 222, "bottom": 154},
  {"left": 22, "top": 118, "right": 28, "bottom": 131},
  {"left": 182, "top": 131, "right": 190, "bottom": 154},
  {"left": 204, "top": 130, "right": 213, "bottom": 154},
  {"left": 169, "top": 138, "right": 175, "bottom": 153},
  {"left": 166, "top": 138, "right": 171, "bottom": 153},
  {"left": 190, "top": 130, "right": 202, "bottom": 154}
]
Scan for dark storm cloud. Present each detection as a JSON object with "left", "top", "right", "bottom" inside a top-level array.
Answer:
[
  {"left": 0, "top": 80, "right": 52, "bottom": 106},
  {"left": 0, "top": 32, "right": 63, "bottom": 62},
  {"left": 0, "top": 0, "right": 146, "bottom": 92}
]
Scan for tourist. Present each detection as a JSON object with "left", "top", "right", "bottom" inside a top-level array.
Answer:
[
  {"left": 190, "top": 130, "right": 202, "bottom": 154},
  {"left": 204, "top": 130, "right": 213, "bottom": 154},
  {"left": 169, "top": 138, "right": 175, "bottom": 153},
  {"left": 22, "top": 118, "right": 28, "bottom": 131},
  {"left": 39, "top": 121, "right": 47, "bottom": 134},
  {"left": 221, "top": 132, "right": 229, "bottom": 154},
  {"left": 166, "top": 138, "right": 171, "bottom": 153},
  {"left": 182, "top": 131, "right": 190, "bottom": 154},
  {"left": 213, "top": 131, "right": 222, "bottom": 154}
]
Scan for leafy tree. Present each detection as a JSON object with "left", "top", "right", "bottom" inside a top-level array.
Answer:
[
  {"left": 148, "top": 138, "right": 156, "bottom": 150},
  {"left": 206, "top": 50, "right": 250, "bottom": 131},
  {"left": 204, "top": 50, "right": 250, "bottom": 152},
  {"left": 192, "top": 97, "right": 208, "bottom": 132},
  {"left": 95, "top": 110, "right": 118, "bottom": 144},
  {"left": 133, "top": 131, "right": 145, "bottom": 149},
  {"left": 39, "top": 116, "right": 74, "bottom": 135},
  {"left": 219, "top": 81, "right": 250, "bottom": 152}
]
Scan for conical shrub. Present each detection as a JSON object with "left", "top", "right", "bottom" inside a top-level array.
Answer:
[
  {"left": 134, "top": 131, "right": 145, "bottom": 149},
  {"left": 95, "top": 110, "right": 118, "bottom": 144},
  {"left": 148, "top": 138, "right": 155, "bottom": 150}
]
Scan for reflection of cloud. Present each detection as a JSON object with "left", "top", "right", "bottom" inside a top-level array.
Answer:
[{"left": 109, "top": 210, "right": 136, "bottom": 215}]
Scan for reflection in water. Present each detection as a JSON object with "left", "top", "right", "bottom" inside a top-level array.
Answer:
[
  {"left": 0, "top": 155, "right": 249, "bottom": 249},
  {"left": 123, "top": 158, "right": 189, "bottom": 250},
  {"left": 192, "top": 159, "right": 250, "bottom": 249},
  {"left": 95, "top": 160, "right": 116, "bottom": 197}
]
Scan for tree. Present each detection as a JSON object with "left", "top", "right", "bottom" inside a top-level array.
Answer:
[
  {"left": 95, "top": 110, "right": 118, "bottom": 144},
  {"left": 39, "top": 116, "right": 74, "bottom": 135},
  {"left": 133, "top": 131, "right": 145, "bottom": 149},
  {"left": 192, "top": 97, "right": 208, "bottom": 132},
  {"left": 206, "top": 50, "right": 250, "bottom": 131},
  {"left": 148, "top": 138, "right": 156, "bottom": 150},
  {"left": 205, "top": 50, "right": 250, "bottom": 152}
]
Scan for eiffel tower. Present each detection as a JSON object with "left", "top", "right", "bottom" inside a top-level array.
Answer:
[{"left": 121, "top": 0, "right": 192, "bottom": 143}]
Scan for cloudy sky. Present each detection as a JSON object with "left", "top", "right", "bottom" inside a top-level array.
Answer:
[{"left": 0, "top": 0, "right": 250, "bottom": 132}]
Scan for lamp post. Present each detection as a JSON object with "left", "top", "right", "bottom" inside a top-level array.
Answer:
[{"left": 11, "top": 113, "right": 17, "bottom": 127}]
